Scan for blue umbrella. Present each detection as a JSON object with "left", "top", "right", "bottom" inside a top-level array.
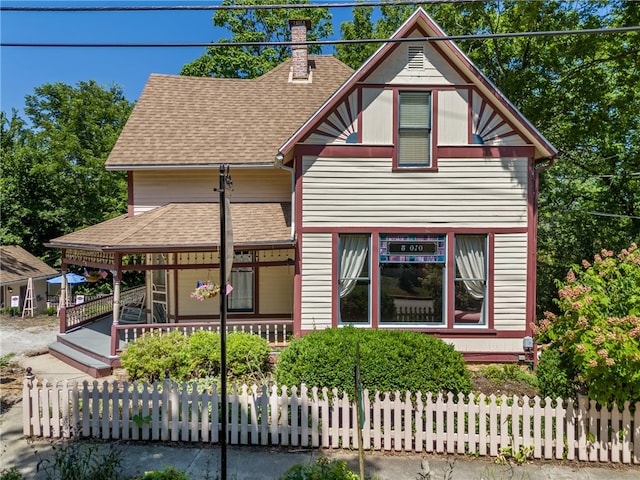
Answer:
[{"left": 47, "top": 273, "right": 87, "bottom": 285}]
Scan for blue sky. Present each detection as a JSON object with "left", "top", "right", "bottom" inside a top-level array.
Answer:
[{"left": 1, "top": 1, "right": 355, "bottom": 116}]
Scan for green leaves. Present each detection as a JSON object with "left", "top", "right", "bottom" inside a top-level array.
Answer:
[
  {"left": 535, "top": 243, "right": 640, "bottom": 405},
  {"left": 1, "top": 81, "right": 133, "bottom": 262},
  {"left": 181, "top": 0, "right": 332, "bottom": 79}
]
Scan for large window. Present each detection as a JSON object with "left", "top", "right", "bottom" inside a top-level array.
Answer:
[
  {"left": 338, "top": 234, "right": 370, "bottom": 324},
  {"left": 379, "top": 234, "right": 446, "bottom": 325},
  {"left": 454, "top": 235, "right": 487, "bottom": 325},
  {"left": 398, "top": 91, "right": 432, "bottom": 167}
]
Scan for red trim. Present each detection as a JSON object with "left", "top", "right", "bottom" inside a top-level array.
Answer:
[
  {"left": 487, "top": 233, "right": 495, "bottom": 330},
  {"left": 446, "top": 232, "right": 454, "bottom": 329},
  {"left": 331, "top": 233, "right": 339, "bottom": 328},
  {"left": 357, "top": 87, "right": 363, "bottom": 144},
  {"left": 302, "top": 226, "right": 528, "bottom": 235},
  {"left": 463, "top": 352, "right": 526, "bottom": 363},
  {"left": 295, "top": 144, "right": 393, "bottom": 158},
  {"left": 526, "top": 156, "right": 537, "bottom": 337},
  {"left": 437, "top": 145, "right": 535, "bottom": 158},
  {"left": 127, "top": 171, "right": 134, "bottom": 217},
  {"left": 392, "top": 88, "right": 439, "bottom": 172}
]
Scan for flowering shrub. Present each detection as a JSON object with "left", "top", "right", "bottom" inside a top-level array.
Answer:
[
  {"left": 534, "top": 243, "right": 640, "bottom": 405},
  {"left": 190, "top": 281, "right": 220, "bottom": 301}
]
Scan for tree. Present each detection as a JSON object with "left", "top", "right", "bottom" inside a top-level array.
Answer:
[
  {"left": 534, "top": 243, "right": 640, "bottom": 405},
  {"left": 337, "top": 2, "right": 640, "bottom": 314},
  {"left": 180, "top": 0, "right": 332, "bottom": 79},
  {"left": 0, "top": 81, "right": 133, "bottom": 263}
]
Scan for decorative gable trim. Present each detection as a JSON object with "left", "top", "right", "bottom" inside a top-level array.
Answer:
[
  {"left": 304, "top": 91, "right": 359, "bottom": 144},
  {"left": 279, "top": 8, "right": 556, "bottom": 160}
]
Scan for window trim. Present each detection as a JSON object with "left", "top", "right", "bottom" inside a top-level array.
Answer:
[{"left": 393, "top": 89, "right": 438, "bottom": 171}]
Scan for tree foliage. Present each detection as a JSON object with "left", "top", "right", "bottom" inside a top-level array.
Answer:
[
  {"left": 337, "top": 1, "right": 640, "bottom": 314},
  {"left": 0, "top": 81, "right": 133, "bottom": 263},
  {"left": 534, "top": 243, "right": 640, "bottom": 405},
  {"left": 180, "top": 0, "right": 332, "bottom": 79}
]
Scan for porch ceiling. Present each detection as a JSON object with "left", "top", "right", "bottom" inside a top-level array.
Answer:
[{"left": 47, "top": 202, "right": 293, "bottom": 252}]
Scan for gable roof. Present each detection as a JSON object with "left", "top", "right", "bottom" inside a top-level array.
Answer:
[
  {"left": 279, "top": 8, "right": 557, "bottom": 160},
  {"left": 106, "top": 56, "right": 353, "bottom": 170},
  {"left": 0, "top": 246, "right": 58, "bottom": 285},
  {"left": 47, "top": 203, "right": 293, "bottom": 252}
]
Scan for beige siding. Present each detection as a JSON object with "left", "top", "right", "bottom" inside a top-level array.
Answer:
[
  {"left": 437, "top": 89, "right": 469, "bottom": 145},
  {"left": 364, "top": 39, "right": 466, "bottom": 86},
  {"left": 177, "top": 269, "right": 220, "bottom": 317},
  {"left": 133, "top": 168, "right": 291, "bottom": 214},
  {"left": 259, "top": 266, "right": 293, "bottom": 315},
  {"left": 302, "top": 156, "right": 529, "bottom": 227},
  {"left": 301, "top": 233, "right": 333, "bottom": 330},
  {"left": 445, "top": 337, "right": 524, "bottom": 353},
  {"left": 493, "top": 233, "right": 528, "bottom": 331},
  {"left": 361, "top": 88, "right": 393, "bottom": 144}
]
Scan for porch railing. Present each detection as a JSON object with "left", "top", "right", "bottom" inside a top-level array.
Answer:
[
  {"left": 61, "top": 286, "right": 145, "bottom": 333},
  {"left": 112, "top": 319, "right": 293, "bottom": 356}
]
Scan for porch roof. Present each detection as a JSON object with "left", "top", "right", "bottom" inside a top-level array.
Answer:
[{"left": 47, "top": 202, "right": 293, "bottom": 252}]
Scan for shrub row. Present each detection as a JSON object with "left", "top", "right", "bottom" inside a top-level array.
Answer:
[{"left": 120, "top": 330, "right": 271, "bottom": 383}]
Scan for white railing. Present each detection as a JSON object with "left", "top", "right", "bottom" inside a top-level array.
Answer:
[
  {"left": 22, "top": 380, "right": 640, "bottom": 464},
  {"left": 63, "top": 286, "right": 146, "bottom": 331},
  {"left": 115, "top": 320, "right": 293, "bottom": 352}
]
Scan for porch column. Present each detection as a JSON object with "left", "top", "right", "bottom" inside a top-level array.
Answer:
[{"left": 112, "top": 269, "right": 122, "bottom": 326}]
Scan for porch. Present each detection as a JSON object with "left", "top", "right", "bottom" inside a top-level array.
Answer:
[{"left": 50, "top": 290, "right": 294, "bottom": 377}]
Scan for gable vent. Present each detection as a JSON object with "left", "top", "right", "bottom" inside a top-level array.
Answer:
[{"left": 407, "top": 46, "right": 424, "bottom": 70}]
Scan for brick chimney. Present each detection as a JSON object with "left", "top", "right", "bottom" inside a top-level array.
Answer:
[{"left": 289, "top": 19, "right": 311, "bottom": 81}]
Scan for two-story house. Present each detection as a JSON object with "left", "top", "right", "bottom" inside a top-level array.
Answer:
[{"left": 47, "top": 9, "right": 556, "bottom": 376}]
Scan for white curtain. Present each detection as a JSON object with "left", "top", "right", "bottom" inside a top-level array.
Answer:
[
  {"left": 339, "top": 235, "right": 369, "bottom": 298},
  {"left": 455, "top": 235, "right": 485, "bottom": 300},
  {"left": 228, "top": 268, "right": 252, "bottom": 310}
]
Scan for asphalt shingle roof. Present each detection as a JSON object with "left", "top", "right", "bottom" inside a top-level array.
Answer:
[
  {"left": 0, "top": 246, "right": 58, "bottom": 285},
  {"left": 48, "top": 203, "right": 292, "bottom": 251},
  {"left": 106, "top": 56, "right": 354, "bottom": 168}
]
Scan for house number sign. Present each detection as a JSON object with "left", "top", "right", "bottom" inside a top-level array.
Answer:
[
  {"left": 379, "top": 234, "right": 446, "bottom": 264},
  {"left": 388, "top": 241, "right": 437, "bottom": 254}
]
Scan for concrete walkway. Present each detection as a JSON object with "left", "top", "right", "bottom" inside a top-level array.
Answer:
[{"left": 2, "top": 354, "right": 639, "bottom": 479}]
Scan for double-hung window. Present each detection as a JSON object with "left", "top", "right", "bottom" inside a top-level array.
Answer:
[{"left": 398, "top": 91, "right": 432, "bottom": 167}]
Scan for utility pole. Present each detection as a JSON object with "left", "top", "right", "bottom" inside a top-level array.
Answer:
[{"left": 218, "top": 164, "right": 230, "bottom": 480}]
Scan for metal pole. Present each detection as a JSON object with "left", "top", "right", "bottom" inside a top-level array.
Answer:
[{"left": 219, "top": 164, "right": 227, "bottom": 480}]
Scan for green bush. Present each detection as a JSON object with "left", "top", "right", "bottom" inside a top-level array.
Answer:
[
  {"left": 277, "top": 456, "right": 359, "bottom": 480},
  {"left": 534, "top": 243, "right": 640, "bottom": 405},
  {"left": 276, "top": 327, "right": 472, "bottom": 396},
  {"left": 536, "top": 347, "right": 579, "bottom": 400},
  {"left": 36, "top": 442, "right": 123, "bottom": 480},
  {"left": 120, "top": 330, "right": 191, "bottom": 382},
  {"left": 44, "top": 306, "right": 57, "bottom": 316},
  {"left": 187, "top": 330, "right": 221, "bottom": 378},
  {"left": 226, "top": 331, "right": 272, "bottom": 380},
  {"left": 121, "top": 330, "right": 271, "bottom": 384},
  {"left": 0, "top": 468, "right": 22, "bottom": 480}
]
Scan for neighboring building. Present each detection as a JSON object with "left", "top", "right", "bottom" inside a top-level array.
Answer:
[
  {"left": 47, "top": 9, "right": 556, "bottom": 365},
  {"left": 0, "top": 245, "right": 58, "bottom": 315}
]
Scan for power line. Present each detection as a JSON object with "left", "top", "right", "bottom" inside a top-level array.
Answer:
[
  {"left": 586, "top": 212, "right": 640, "bottom": 220},
  {"left": 1, "top": 1, "right": 490, "bottom": 12},
  {"left": 3, "top": 26, "right": 638, "bottom": 48}
]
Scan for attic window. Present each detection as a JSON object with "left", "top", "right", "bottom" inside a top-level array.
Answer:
[{"left": 407, "top": 46, "right": 424, "bottom": 70}]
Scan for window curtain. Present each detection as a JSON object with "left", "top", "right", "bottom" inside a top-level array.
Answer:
[
  {"left": 228, "top": 268, "right": 253, "bottom": 310},
  {"left": 455, "top": 235, "right": 485, "bottom": 300},
  {"left": 339, "top": 235, "right": 369, "bottom": 298}
]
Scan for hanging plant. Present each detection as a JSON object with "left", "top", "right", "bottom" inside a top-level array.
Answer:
[{"left": 190, "top": 281, "right": 220, "bottom": 301}]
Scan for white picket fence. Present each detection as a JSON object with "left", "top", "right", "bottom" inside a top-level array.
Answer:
[{"left": 23, "top": 379, "right": 640, "bottom": 464}]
